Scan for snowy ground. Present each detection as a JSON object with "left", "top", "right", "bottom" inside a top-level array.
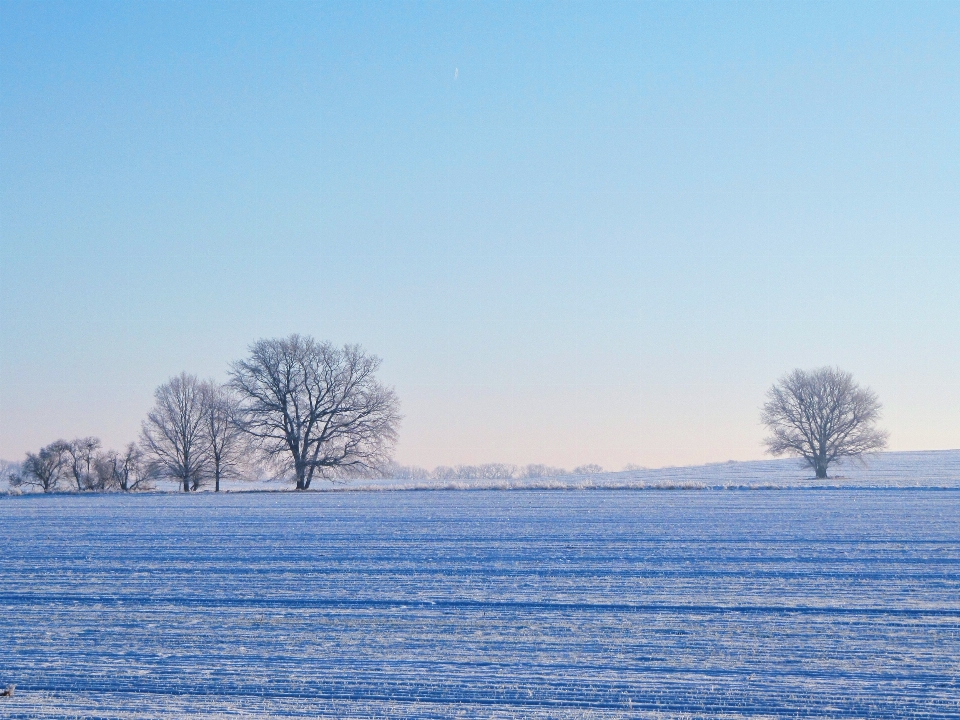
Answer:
[{"left": 1, "top": 488, "right": 958, "bottom": 718}]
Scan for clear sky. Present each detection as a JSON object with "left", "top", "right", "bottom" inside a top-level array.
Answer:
[{"left": 2, "top": 1, "right": 958, "bottom": 470}]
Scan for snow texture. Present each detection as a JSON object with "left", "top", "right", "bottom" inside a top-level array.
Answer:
[{"left": 0, "top": 488, "right": 958, "bottom": 718}]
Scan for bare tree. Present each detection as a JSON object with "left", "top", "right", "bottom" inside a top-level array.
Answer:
[
  {"left": 141, "top": 373, "right": 211, "bottom": 492},
  {"left": 230, "top": 335, "right": 400, "bottom": 490},
  {"left": 203, "top": 382, "right": 246, "bottom": 492},
  {"left": 11, "top": 440, "right": 70, "bottom": 493},
  {"left": 1, "top": 460, "right": 21, "bottom": 490},
  {"left": 95, "top": 443, "right": 156, "bottom": 492},
  {"left": 761, "top": 367, "right": 888, "bottom": 479},
  {"left": 65, "top": 437, "right": 102, "bottom": 491}
]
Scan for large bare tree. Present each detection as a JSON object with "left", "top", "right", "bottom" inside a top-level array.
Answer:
[
  {"left": 141, "top": 372, "right": 211, "bottom": 492},
  {"left": 761, "top": 367, "right": 888, "bottom": 479},
  {"left": 230, "top": 335, "right": 400, "bottom": 490}
]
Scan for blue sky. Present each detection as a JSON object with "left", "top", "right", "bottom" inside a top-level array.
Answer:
[{"left": 2, "top": 1, "right": 958, "bottom": 469}]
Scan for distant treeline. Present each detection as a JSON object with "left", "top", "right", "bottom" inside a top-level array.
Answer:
[
  {"left": 387, "top": 463, "right": 641, "bottom": 481},
  {"left": 2, "top": 453, "right": 626, "bottom": 495},
  {"left": 3, "top": 334, "right": 622, "bottom": 495},
  {"left": 2, "top": 455, "right": 624, "bottom": 494},
  {"left": 3, "top": 440, "right": 155, "bottom": 494}
]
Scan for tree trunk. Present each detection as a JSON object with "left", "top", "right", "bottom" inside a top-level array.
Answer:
[{"left": 183, "top": 477, "right": 189, "bottom": 492}]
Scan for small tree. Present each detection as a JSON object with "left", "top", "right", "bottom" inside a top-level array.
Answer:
[
  {"left": 1, "top": 460, "right": 21, "bottom": 490},
  {"left": 65, "top": 437, "right": 102, "bottom": 491},
  {"left": 231, "top": 336, "right": 400, "bottom": 490},
  {"left": 95, "top": 443, "right": 156, "bottom": 492},
  {"left": 761, "top": 367, "right": 888, "bottom": 479},
  {"left": 12, "top": 440, "right": 70, "bottom": 493},
  {"left": 141, "top": 373, "right": 211, "bottom": 491}
]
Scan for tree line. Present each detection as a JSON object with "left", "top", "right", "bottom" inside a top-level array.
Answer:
[
  {"left": 7, "top": 438, "right": 154, "bottom": 493},
  {"left": 388, "top": 463, "right": 611, "bottom": 481},
  {"left": 6, "top": 335, "right": 400, "bottom": 493},
  {"left": 4, "top": 350, "right": 890, "bottom": 491}
]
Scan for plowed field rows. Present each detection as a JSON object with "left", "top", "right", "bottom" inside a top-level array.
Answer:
[{"left": 1, "top": 490, "right": 958, "bottom": 718}]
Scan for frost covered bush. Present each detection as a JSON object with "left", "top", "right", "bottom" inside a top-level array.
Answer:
[{"left": 573, "top": 464, "right": 604, "bottom": 475}]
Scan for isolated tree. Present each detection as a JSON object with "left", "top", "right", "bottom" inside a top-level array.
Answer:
[
  {"left": 65, "top": 437, "right": 102, "bottom": 491},
  {"left": 761, "top": 367, "right": 888, "bottom": 479},
  {"left": 203, "top": 382, "right": 246, "bottom": 492},
  {"left": 230, "top": 335, "right": 400, "bottom": 490},
  {"left": 141, "top": 373, "right": 211, "bottom": 492},
  {"left": 12, "top": 440, "right": 70, "bottom": 493}
]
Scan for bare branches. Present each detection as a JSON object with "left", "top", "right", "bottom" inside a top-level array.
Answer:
[
  {"left": 9, "top": 439, "right": 155, "bottom": 494},
  {"left": 65, "top": 437, "right": 103, "bottom": 491},
  {"left": 12, "top": 440, "right": 71, "bottom": 493},
  {"left": 230, "top": 335, "right": 401, "bottom": 490},
  {"left": 95, "top": 443, "right": 156, "bottom": 492},
  {"left": 139, "top": 376, "right": 248, "bottom": 492},
  {"left": 761, "top": 367, "right": 888, "bottom": 479},
  {"left": 141, "top": 373, "right": 211, "bottom": 492},
  {"left": 10, "top": 336, "right": 399, "bottom": 494},
  {"left": 204, "top": 382, "right": 246, "bottom": 492}
]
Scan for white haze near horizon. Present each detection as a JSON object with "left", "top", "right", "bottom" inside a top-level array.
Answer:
[{"left": 1, "top": 2, "right": 958, "bottom": 470}]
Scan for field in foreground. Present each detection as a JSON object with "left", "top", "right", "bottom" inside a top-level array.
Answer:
[{"left": 1, "top": 490, "right": 958, "bottom": 718}]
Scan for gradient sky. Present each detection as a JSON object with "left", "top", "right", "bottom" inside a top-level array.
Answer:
[{"left": 2, "top": 1, "right": 958, "bottom": 470}]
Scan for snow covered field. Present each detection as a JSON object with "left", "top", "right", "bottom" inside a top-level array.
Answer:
[{"left": 1, "top": 488, "right": 958, "bottom": 718}]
